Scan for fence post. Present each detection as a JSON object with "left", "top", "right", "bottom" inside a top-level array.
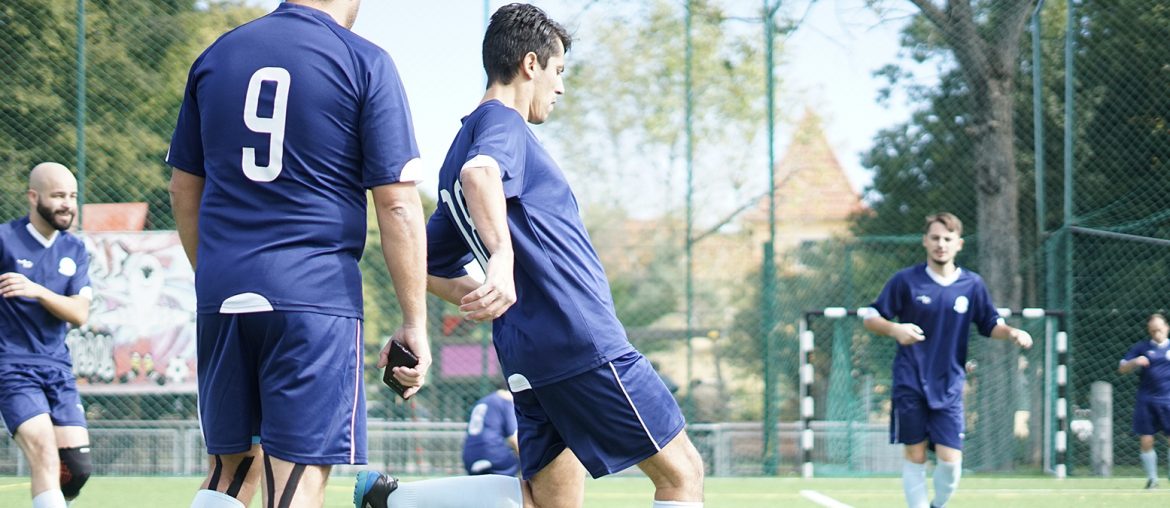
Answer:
[{"left": 1089, "top": 381, "right": 1112, "bottom": 476}]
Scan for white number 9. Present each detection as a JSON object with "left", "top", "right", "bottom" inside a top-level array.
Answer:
[{"left": 242, "top": 67, "right": 291, "bottom": 182}]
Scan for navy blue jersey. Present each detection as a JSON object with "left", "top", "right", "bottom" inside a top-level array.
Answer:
[
  {"left": 462, "top": 392, "right": 516, "bottom": 460},
  {"left": 166, "top": 2, "right": 420, "bottom": 317},
  {"left": 1123, "top": 339, "right": 1170, "bottom": 402},
  {"left": 865, "top": 263, "right": 1002, "bottom": 409},
  {"left": 427, "top": 100, "right": 634, "bottom": 387},
  {"left": 0, "top": 217, "right": 91, "bottom": 368}
]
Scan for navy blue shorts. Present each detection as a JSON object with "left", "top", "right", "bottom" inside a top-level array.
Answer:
[
  {"left": 890, "top": 391, "right": 964, "bottom": 451},
  {"left": 511, "top": 351, "right": 686, "bottom": 479},
  {"left": 0, "top": 363, "right": 87, "bottom": 435},
  {"left": 197, "top": 312, "right": 366, "bottom": 465},
  {"left": 1133, "top": 398, "right": 1170, "bottom": 436}
]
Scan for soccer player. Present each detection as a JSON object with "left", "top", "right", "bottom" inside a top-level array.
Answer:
[
  {"left": 860, "top": 212, "right": 1032, "bottom": 508},
  {"left": 1118, "top": 313, "right": 1170, "bottom": 489},
  {"left": 0, "top": 162, "right": 94, "bottom": 508},
  {"left": 354, "top": 4, "right": 705, "bottom": 508},
  {"left": 166, "top": 1, "right": 429, "bottom": 507},
  {"left": 462, "top": 386, "right": 519, "bottom": 477}
]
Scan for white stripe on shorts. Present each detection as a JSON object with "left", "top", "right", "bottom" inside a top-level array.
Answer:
[
  {"left": 349, "top": 321, "right": 362, "bottom": 464},
  {"left": 608, "top": 362, "right": 661, "bottom": 452}
]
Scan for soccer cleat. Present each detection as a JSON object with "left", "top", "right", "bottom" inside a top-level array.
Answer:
[
  {"left": 1145, "top": 478, "right": 1158, "bottom": 489},
  {"left": 354, "top": 470, "right": 398, "bottom": 508}
]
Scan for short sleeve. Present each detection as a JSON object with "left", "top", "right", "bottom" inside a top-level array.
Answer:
[
  {"left": 166, "top": 61, "right": 206, "bottom": 176},
  {"left": 868, "top": 274, "right": 905, "bottom": 321},
  {"left": 360, "top": 52, "right": 422, "bottom": 188},
  {"left": 972, "top": 279, "right": 1003, "bottom": 337},
  {"left": 66, "top": 245, "right": 92, "bottom": 299},
  {"left": 1123, "top": 342, "right": 1144, "bottom": 363},
  {"left": 426, "top": 206, "right": 473, "bottom": 279},
  {"left": 465, "top": 106, "right": 527, "bottom": 198}
]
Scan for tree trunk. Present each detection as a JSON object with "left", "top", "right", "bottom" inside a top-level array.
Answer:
[{"left": 972, "top": 75, "right": 1024, "bottom": 471}]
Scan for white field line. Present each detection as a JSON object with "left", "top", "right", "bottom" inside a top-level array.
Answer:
[
  {"left": 0, "top": 482, "right": 30, "bottom": 491},
  {"left": 800, "top": 489, "right": 855, "bottom": 508}
]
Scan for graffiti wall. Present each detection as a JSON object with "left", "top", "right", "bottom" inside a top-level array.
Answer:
[{"left": 67, "top": 232, "right": 197, "bottom": 393}]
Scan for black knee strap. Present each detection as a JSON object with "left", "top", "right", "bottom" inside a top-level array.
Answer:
[
  {"left": 59, "top": 446, "right": 93, "bottom": 498},
  {"left": 263, "top": 454, "right": 306, "bottom": 508}
]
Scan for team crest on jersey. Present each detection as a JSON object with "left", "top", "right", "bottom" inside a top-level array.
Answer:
[
  {"left": 58, "top": 257, "right": 77, "bottom": 276},
  {"left": 915, "top": 295, "right": 932, "bottom": 305},
  {"left": 16, "top": 258, "right": 32, "bottom": 269},
  {"left": 953, "top": 296, "right": 969, "bottom": 314}
]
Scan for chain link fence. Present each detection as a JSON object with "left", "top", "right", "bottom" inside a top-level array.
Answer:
[{"left": 0, "top": 0, "right": 1167, "bottom": 478}]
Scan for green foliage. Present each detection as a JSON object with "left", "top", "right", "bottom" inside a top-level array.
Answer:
[{"left": 0, "top": 0, "right": 265, "bottom": 227}]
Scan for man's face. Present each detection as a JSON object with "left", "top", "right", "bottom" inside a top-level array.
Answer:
[
  {"left": 34, "top": 188, "right": 77, "bottom": 231},
  {"left": 922, "top": 222, "right": 963, "bottom": 265},
  {"left": 527, "top": 40, "right": 565, "bottom": 125},
  {"left": 1149, "top": 317, "right": 1168, "bottom": 341}
]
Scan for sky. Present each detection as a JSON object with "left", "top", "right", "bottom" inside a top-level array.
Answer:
[{"left": 249, "top": 0, "right": 931, "bottom": 198}]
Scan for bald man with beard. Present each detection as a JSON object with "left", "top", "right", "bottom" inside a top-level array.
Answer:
[{"left": 0, "top": 162, "right": 94, "bottom": 508}]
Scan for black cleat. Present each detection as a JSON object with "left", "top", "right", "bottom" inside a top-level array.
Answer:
[
  {"left": 354, "top": 470, "right": 398, "bottom": 508},
  {"left": 1145, "top": 478, "right": 1159, "bottom": 489}
]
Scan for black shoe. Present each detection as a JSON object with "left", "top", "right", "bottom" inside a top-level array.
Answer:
[
  {"left": 1145, "top": 478, "right": 1158, "bottom": 489},
  {"left": 354, "top": 470, "right": 398, "bottom": 508}
]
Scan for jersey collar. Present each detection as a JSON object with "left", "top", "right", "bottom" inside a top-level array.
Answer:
[
  {"left": 923, "top": 264, "right": 962, "bottom": 287},
  {"left": 25, "top": 221, "right": 58, "bottom": 248}
]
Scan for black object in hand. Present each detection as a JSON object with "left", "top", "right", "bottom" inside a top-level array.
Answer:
[{"left": 381, "top": 340, "right": 420, "bottom": 399}]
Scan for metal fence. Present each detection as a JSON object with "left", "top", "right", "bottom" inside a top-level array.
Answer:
[{"left": 0, "top": 0, "right": 1166, "bottom": 479}]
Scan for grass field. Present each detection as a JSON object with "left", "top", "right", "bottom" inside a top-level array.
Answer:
[{"left": 2, "top": 475, "right": 1168, "bottom": 507}]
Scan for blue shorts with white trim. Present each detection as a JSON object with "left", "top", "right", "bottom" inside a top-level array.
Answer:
[
  {"left": 196, "top": 311, "right": 366, "bottom": 465},
  {"left": 511, "top": 350, "right": 686, "bottom": 479}
]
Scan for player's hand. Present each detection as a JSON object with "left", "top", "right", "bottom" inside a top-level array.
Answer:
[
  {"left": 381, "top": 325, "right": 432, "bottom": 399},
  {"left": 1133, "top": 356, "right": 1151, "bottom": 368},
  {"left": 460, "top": 250, "right": 516, "bottom": 322},
  {"left": 892, "top": 323, "right": 925, "bottom": 346},
  {"left": 1011, "top": 329, "right": 1033, "bottom": 349},
  {"left": 0, "top": 272, "right": 48, "bottom": 300}
]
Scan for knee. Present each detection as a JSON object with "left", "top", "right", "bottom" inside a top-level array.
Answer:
[
  {"left": 655, "top": 440, "right": 705, "bottom": 492},
  {"left": 59, "top": 446, "right": 93, "bottom": 499}
]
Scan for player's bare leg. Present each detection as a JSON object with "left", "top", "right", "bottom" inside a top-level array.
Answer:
[
  {"left": 635, "top": 431, "right": 704, "bottom": 504},
  {"left": 192, "top": 444, "right": 263, "bottom": 507},
  {"left": 522, "top": 447, "right": 586, "bottom": 508},
  {"left": 260, "top": 454, "right": 330, "bottom": 508},
  {"left": 14, "top": 414, "right": 65, "bottom": 507}
]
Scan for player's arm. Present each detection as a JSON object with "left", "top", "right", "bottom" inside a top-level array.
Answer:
[
  {"left": 506, "top": 432, "right": 519, "bottom": 455},
  {"left": 371, "top": 182, "right": 431, "bottom": 397},
  {"left": 1120, "top": 346, "right": 1149, "bottom": 374},
  {"left": 0, "top": 274, "right": 90, "bottom": 326},
  {"left": 168, "top": 168, "right": 204, "bottom": 268},
  {"left": 862, "top": 313, "right": 925, "bottom": 346},
  {"left": 990, "top": 323, "right": 1033, "bottom": 349},
  {"left": 458, "top": 164, "right": 516, "bottom": 322},
  {"left": 428, "top": 275, "right": 481, "bottom": 306}
]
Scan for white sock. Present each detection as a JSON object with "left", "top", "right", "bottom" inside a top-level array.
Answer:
[
  {"left": 652, "top": 501, "right": 703, "bottom": 507},
  {"left": 902, "top": 460, "right": 928, "bottom": 508},
  {"left": 32, "top": 490, "right": 67, "bottom": 508},
  {"left": 1141, "top": 450, "right": 1158, "bottom": 480},
  {"left": 931, "top": 459, "right": 961, "bottom": 507},
  {"left": 387, "top": 475, "right": 522, "bottom": 508},
  {"left": 190, "top": 489, "right": 245, "bottom": 508}
]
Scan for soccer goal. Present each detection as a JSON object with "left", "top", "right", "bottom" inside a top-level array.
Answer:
[{"left": 796, "top": 308, "right": 1068, "bottom": 478}]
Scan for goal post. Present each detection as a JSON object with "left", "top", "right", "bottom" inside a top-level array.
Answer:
[{"left": 797, "top": 308, "right": 1068, "bottom": 478}]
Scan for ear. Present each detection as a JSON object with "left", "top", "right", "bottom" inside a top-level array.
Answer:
[{"left": 520, "top": 51, "right": 539, "bottom": 79}]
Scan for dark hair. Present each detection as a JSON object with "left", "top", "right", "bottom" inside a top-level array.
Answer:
[
  {"left": 924, "top": 212, "right": 963, "bottom": 236},
  {"left": 483, "top": 3, "right": 572, "bottom": 86}
]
